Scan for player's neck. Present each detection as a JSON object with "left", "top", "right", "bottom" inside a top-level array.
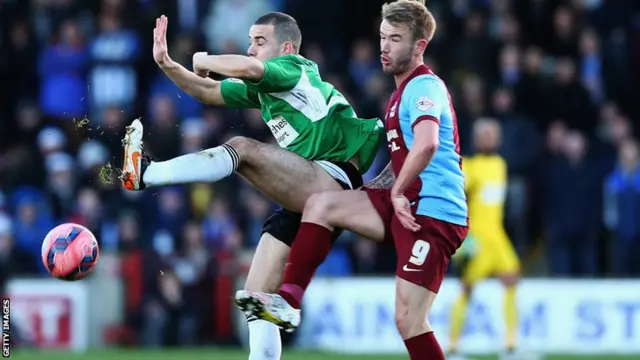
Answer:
[{"left": 394, "top": 61, "right": 424, "bottom": 88}]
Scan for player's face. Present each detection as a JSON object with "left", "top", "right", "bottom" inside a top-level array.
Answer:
[
  {"left": 248, "top": 25, "right": 282, "bottom": 61},
  {"left": 474, "top": 123, "right": 501, "bottom": 153},
  {"left": 379, "top": 20, "right": 420, "bottom": 75}
]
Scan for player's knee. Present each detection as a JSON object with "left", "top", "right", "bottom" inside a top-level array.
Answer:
[
  {"left": 499, "top": 273, "right": 520, "bottom": 287},
  {"left": 303, "top": 192, "right": 339, "bottom": 222},
  {"left": 462, "top": 283, "right": 474, "bottom": 297},
  {"left": 394, "top": 302, "right": 429, "bottom": 339},
  {"left": 226, "top": 136, "right": 255, "bottom": 158}
]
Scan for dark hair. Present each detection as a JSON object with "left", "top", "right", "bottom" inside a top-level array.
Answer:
[{"left": 254, "top": 12, "right": 302, "bottom": 52}]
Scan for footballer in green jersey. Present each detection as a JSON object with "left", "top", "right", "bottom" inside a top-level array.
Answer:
[
  {"left": 119, "top": 12, "right": 386, "bottom": 360},
  {"left": 220, "top": 54, "right": 382, "bottom": 173}
]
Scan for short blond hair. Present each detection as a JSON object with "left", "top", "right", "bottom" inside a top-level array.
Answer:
[{"left": 381, "top": 0, "right": 436, "bottom": 41}]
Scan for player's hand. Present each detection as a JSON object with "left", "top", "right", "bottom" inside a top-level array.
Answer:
[
  {"left": 153, "top": 15, "right": 174, "bottom": 68},
  {"left": 193, "top": 52, "right": 210, "bottom": 78},
  {"left": 391, "top": 193, "right": 420, "bottom": 232}
]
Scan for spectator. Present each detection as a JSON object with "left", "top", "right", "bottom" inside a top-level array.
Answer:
[
  {"left": 88, "top": 12, "right": 141, "bottom": 115},
  {"left": 451, "top": 10, "right": 497, "bottom": 78},
  {"left": 579, "top": 28, "right": 604, "bottom": 103},
  {"left": 10, "top": 187, "right": 54, "bottom": 271},
  {"left": 497, "top": 44, "right": 521, "bottom": 87},
  {"left": 180, "top": 118, "right": 207, "bottom": 155},
  {"left": 45, "top": 152, "right": 77, "bottom": 219},
  {"left": 146, "top": 95, "right": 181, "bottom": 160},
  {"left": 202, "top": 0, "right": 275, "bottom": 53},
  {"left": 241, "top": 188, "right": 273, "bottom": 247},
  {"left": 515, "top": 46, "right": 552, "bottom": 125},
  {"left": 604, "top": 138, "right": 640, "bottom": 276},
  {"left": 38, "top": 19, "right": 88, "bottom": 121},
  {"left": 490, "top": 87, "right": 539, "bottom": 176},
  {"left": 548, "top": 6, "right": 579, "bottom": 58},
  {"left": 0, "top": 213, "right": 39, "bottom": 292},
  {"left": 548, "top": 57, "right": 596, "bottom": 134},
  {"left": 153, "top": 187, "right": 189, "bottom": 238},
  {"left": 7, "top": 21, "right": 39, "bottom": 105},
  {"left": 348, "top": 39, "right": 379, "bottom": 88},
  {"left": 202, "top": 197, "right": 241, "bottom": 252},
  {"left": 544, "top": 131, "right": 601, "bottom": 276},
  {"left": 116, "top": 210, "right": 142, "bottom": 252}
]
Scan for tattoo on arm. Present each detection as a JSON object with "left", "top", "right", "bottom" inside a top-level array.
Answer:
[{"left": 364, "top": 162, "right": 395, "bottom": 189}]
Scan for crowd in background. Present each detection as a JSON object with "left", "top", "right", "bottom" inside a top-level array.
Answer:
[{"left": 0, "top": 0, "right": 639, "bottom": 346}]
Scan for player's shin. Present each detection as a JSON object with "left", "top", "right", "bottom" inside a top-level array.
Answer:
[
  {"left": 248, "top": 319, "right": 282, "bottom": 360},
  {"left": 404, "top": 331, "right": 445, "bottom": 360},
  {"left": 504, "top": 285, "right": 518, "bottom": 350},
  {"left": 142, "top": 145, "right": 240, "bottom": 186},
  {"left": 278, "top": 222, "right": 333, "bottom": 309},
  {"left": 448, "top": 290, "right": 470, "bottom": 352}
]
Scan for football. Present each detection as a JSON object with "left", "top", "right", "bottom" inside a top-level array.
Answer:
[{"left": 41, "top": 223, "right": 100, "bottom": 281}]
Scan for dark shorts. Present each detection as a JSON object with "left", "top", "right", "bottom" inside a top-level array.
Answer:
[
  {"left": 261, "top": 161, "right": 363, "bottom": 246},
  {"left": 364, "top": 188, "right": 468, "bottom": 293}
]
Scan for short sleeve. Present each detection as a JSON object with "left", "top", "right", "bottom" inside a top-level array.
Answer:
[
  {"left": 400, "top": 75, "right": 448, "bottom": 129},
  {"left": 245, "top": 54, "right": 303, "bottom": 93},
  {"left": 220, "top": 78, "right": 261, "bottom": 109}
]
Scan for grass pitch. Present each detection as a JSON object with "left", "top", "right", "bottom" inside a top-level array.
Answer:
[{"left": 7, "top": 348, "right": 639, "bottom": 359}]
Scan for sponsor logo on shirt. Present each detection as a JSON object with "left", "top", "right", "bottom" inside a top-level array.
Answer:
[
  {"left": 267, "top": 115, "right": 300, "bottom": 148},
  {"left": 416, "top": 97, "right": 434, "bottom": 112},
  {"left": 227, "top": 78, "right": 244, "bottom": 84}
]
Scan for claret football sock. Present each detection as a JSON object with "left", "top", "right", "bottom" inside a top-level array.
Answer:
[
  {"left": 404, "top": 331, "right": 445, "bottom": 360},
  {"left": 278, "top": 222, "right": 333, "bottom": 309},
  {"left": 143, "top": 144, "right": 239, "bottom": 186}
]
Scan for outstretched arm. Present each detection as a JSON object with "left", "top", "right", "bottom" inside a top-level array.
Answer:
[
  {"left": 364, "top": 162, "right": 395, "bottom": 189},
  {"left": 194, "top": 54, "right": 265, "bottom": 82},
  {"left": 160, "top": 62, "right": 225, "bottom": 105},
  {"left": 153, "top": 16, "right": 225, "bottom": 106},
  {"left": 194, "top": 53, "right": 301, "bottom": 93}
]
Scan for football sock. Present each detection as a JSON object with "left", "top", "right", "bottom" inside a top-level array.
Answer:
[
  {"left": 404, "top": 331, "right": 445, "bottom": 360},
  {"left": 248, "top": 319, "right": 282, "bottom": 360},
  {"left": 142, "top": 144, "right": 239, "bottom": 186},
  {"left": 448, "top": 291, "right": 469, "bottom": 352},
  {"left": 504, "top": 285, "right": 518, "bottom": 349},
  {"left": 278, "top": 222, "right": 333, "bottom": 309}
]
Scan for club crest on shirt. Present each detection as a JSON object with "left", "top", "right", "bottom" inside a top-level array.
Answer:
[{"left": 416, "top": 97, "right": 434, "bottom": 112}]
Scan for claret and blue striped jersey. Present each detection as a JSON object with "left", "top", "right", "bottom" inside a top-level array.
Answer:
[{"left": 384, "top": 65, "right": 467, "bottom": 226}]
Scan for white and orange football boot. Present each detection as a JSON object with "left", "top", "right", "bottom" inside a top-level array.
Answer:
[
  {"left": 120, "top": 119, "right": 150, "bottom": 191},
  {"left": 234, "top": 290, "right": 301, "bottom": 333}
]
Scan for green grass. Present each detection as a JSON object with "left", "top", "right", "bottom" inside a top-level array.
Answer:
[{"left": 7, "top": 348, "right": 639, "bottom": 360}]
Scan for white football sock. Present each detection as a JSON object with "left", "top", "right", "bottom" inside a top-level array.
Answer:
[
  {"left": 142, "top": 144, "right": 240, "bottom": 187},
  {"left": 248, "top": 320, "right": 282, "bottom": 360}
]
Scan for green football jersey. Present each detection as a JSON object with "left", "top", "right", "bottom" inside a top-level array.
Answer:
[{"left": 219, "top": 54, "right": 383, "bottom": 173}]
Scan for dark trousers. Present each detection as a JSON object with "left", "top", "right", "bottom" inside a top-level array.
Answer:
[
  {"left": 547, "top": 230, "right": 599, "bottom": 276},
  {"left": 611, "top": 236, "right": 640, "bottom": 276}
]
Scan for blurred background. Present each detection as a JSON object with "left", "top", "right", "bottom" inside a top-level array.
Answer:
[{"left": 0, "top": 0, "right": 639, "bottom": 359}]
